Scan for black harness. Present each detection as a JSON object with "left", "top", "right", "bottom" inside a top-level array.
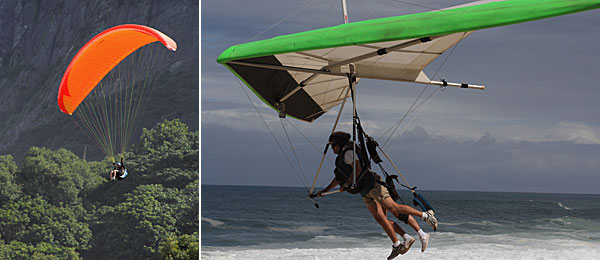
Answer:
[
  {"left": 113, "top": 164, "right": 127, "bottom": 180},
  {"left": 334, "top": 143, "right": 377, "bottom": 196}
]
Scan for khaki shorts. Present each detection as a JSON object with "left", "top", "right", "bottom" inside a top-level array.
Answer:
[{"left": 362, "top": 182, "right": 390, "bottom": 204}]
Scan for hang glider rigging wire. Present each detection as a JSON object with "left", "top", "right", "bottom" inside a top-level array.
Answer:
[
  {"left": 235, "top": 78, "right": 312, "bottom": 190},
  {"left": 395, "top": 87, "right": 444, "bottom": 137},
  {"left": 379, "top": 32, "right": 469, "bottom": 149},
  {"left": 358, "top": 0, "right": 380, "bottom": 19},
  {"left": 284, "top": 118, "right": 337, "bottom": 189},
  {"left": 246, "top": 0, "right": 320, "bottom": 42},
  {"left": 280, "top": 118, "right": 311, "bottom": 187},
  {"left": 389, "top": 0, "right": 441, "bottom": 11},
  {"left": 319, "top": 0, "right": 338, "bottom": 28},
  {"left": 285, "top": 118, "right": 335, "bottom": 165},
  {"left": 379, "top": 85, "right": 443, "bottom": 149}
]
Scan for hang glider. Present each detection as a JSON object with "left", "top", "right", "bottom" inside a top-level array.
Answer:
[{"left": 218, "top": 0, "right": 600, "bottom": 122}]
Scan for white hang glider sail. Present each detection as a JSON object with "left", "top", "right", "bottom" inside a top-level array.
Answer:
[{"left": 218, "top": 0, "right": 600, "bottom": 123}]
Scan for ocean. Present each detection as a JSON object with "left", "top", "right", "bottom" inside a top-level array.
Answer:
[{"left": 201, "top": 185, "right": 600, "bottom": 259}]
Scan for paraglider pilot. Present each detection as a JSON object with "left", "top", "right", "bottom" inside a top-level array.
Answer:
[{"left": 110, "top": 158, "right": 128, "bottom": 181}]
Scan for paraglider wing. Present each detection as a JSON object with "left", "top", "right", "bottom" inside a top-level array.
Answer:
[
  {"left": 217, "top": 0, "right": 600, "bottom": 122},
  {"left": 57, "top": 24, "right": 177, "bottom": 115}
]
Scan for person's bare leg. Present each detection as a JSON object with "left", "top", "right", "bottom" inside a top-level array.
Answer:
[
  {"left": 384, "top": 209, "right": 417, "bottom": 252},
  {"left": 379, "top": 197, "right": 423, "bottom": 218},
  {"left": 366, "top": 201, "right": 398, "bottom": 243},
  {"left": 382, "top": 208, "right": 407, "bottom": 236},
  {"left": 406, "top": 215, "right": 420, "bottom": 232},
  {"left": 380, "top": 197, "right": 435, "bottom": 253}
]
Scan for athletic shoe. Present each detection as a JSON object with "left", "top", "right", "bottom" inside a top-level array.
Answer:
[
  {"left": 401, "top": 237, "right": 415, "bottom": 255},
  {"left": 420, "top": 233, "right": 429, "bottom": 252},
  {"left": 387, "top": 244, "right": 406, "bottom": 260},
  {"left": 425, "top": 210, "right": 438, "bottom": 231}
]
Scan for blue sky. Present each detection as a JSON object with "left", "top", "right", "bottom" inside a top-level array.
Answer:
[{"left": 201, "top": 0, "right": 600, "bottom": 194}]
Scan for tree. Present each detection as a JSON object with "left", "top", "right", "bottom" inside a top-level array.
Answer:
[
  {"left": 138, "top": 119, "right": 198, "bottom": 171},
  {"left": 0, "top": 155, "right": 22, "bottom": 203},
  {"left": 0, "top": 241, "right": 80, "bottom": 260},
  {"left": 90, "top": 184, "right": 179, "bottom": 260},
  {"left": 158, "top": 233, "right": 198, "bottom": 260},
  {"left": 155, "top": 168, "right": 197, "bottom": 189},
  {"left": 174, "top": 180, "right": 198, "bottom": 234},
  {"left": 18, "top": 147, "right": 103, "bottom": 205},
  {"left": 0, "top": 196, "right": 91, "bottom": 251}
]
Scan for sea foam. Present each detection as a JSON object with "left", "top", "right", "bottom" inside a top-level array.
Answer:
[
  {"left": 202, "top": 244, "right": 600, "bottom": 260},
  {"left": 202, "top": 217, "right": 225, "bottom": 227},
  {"left": 558, "top": 202, "right": 573, "bottom": 210},
  {"left": 202, "top": 232, "right": 600, "bottom": 260}
]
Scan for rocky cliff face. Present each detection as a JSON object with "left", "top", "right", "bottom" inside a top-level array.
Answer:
[{"left": 0, "top": 0, "right": 198, "bottom": 160}]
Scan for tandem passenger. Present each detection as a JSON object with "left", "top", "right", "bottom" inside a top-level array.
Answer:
[{"left": 315, "top": 131, "right": 438, "bottom": 260}]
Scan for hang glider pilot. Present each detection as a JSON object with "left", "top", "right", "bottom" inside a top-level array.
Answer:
[
  {"left": 110, "top": 158, "right": 128, "bottom": 181},
  {"left": 315, "top": 131, "right": 438, "bottom": 259}
]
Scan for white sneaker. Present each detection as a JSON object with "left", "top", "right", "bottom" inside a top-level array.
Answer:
[
  {"left": 401, "top": 236, "right": 415, "bottom": 255},
  {"left": 427, "top": 209, "right": 435, "bottom": 216},
  {"left": 425, "top": 210, "right": 438, "bottom": 231},
  {"left": 420, "top": 233, "right": 429, "bottom": 252}
]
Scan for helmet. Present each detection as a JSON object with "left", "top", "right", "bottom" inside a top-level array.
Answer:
[
  {"left": 116, "top": 162, "right": 122, "bottom": 167},
  {"left": 328, "top": 131, "right": 350, "bottom": 146}
]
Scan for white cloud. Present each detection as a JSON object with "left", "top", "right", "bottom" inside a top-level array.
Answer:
[
  {"left": 201, "top": 107, "right": 275, "bottom": 131},
  {"left": 544, "top": 121, "right": 600, "bottom": 144}
]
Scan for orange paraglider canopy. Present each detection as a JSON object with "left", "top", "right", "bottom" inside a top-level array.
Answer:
[{"left": 57, "top": 24, "right": 177, "bottom": 115}]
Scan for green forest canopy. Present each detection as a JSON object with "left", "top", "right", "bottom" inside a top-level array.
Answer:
[{"left": 0, "top": 119, "right": 198, "bottom": 260}]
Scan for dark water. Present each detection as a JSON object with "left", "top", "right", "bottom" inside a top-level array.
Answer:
[{"left": 201, "top": 185, "right": 600, "bottom": 259}]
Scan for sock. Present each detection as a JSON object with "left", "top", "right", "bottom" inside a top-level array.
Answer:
[
  {"left": 393, "top": 240, "right": 401, "bottom": 247},
  {"left": 402, "top": 233, "right": 412, "bottom": 242},
  {"left": 422, "top": 212, "right": 427, "bottom": 220},
  {"left": 417, "top": 229, "right": 427, "bottom": 238}
]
